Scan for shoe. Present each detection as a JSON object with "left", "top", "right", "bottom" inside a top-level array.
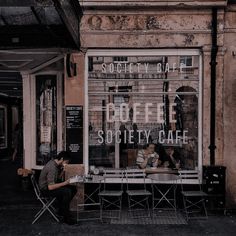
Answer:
[
  {"left": 56, "top": 215, "right": 64, "bottom": 222},
  {"left": 55, "top": 209, "right": 64, "bottom": 218},
  {"left": 62, "top": 217, "right": 78, "bottom": 225}
]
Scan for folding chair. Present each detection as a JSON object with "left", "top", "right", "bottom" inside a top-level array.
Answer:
[
  {"left": 149, "top": 173, "right": 179, "bottom": 220},
  {"left": 179, "top": 170, "right": 208, "bottom": 221},
  {"left": 31, "top": 174, "right": 59, "bottom": 224},
  {"left": 125, "top": 168, "right": 152, "bottom": 218},
  {"left": 98, "top": 169, "right": 124, "bottom": 221}
]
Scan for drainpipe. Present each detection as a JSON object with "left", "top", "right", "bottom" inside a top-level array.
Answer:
[
  {"left": 209, "top": 8, "right": 218, "bottom": 165},
  {"left": 162, "top": 56, "right": 169, "bottom": 138}
]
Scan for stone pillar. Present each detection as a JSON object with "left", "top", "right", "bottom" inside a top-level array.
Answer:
[
  {"left": 21, "top": 72, "right": 33, "bottom": 170},
  {"left": 64, "top": 53, "right": 86, "bottom": 209},
  {"left": 202, "top": 49, "right": 211, "bottom": 166},
  {"left": 223, "top": 11, "right": 236, "bottom": 206}
]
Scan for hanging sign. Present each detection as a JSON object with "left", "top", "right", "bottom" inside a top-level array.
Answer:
[{"left": 40, "top": 126, "right": 51, "bottom": 143}]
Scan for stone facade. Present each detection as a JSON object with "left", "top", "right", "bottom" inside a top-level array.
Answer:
[
  {"left": 224, "top": 4, "right": 236, "bottom": 207},
  {"left": 64, "top": 1, "right": 236, "bottom": 207}
]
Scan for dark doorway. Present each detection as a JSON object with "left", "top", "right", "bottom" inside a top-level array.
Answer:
[{"left": 0, "top": 72, "right": 23, "bottom": 163}]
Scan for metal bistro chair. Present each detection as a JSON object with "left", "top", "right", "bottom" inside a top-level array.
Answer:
[
  {"left": 31, "top": 174, "right": 59, "bottom": 224},
  {"left": 125, "top": 168, "right": 152, "bottom": 218},
  {"left": 149, "top": 173, "right": 179, "bottom": 220},
  {"left": 98, "top": 169, "right": 124, "bottom": 221},
  {"left": 179, "top": 170, "right": 208, "bottom": 221}
]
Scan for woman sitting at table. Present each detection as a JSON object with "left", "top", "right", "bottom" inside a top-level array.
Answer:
[
  {"left": 161, "top": 146, "right": 181, "bottom": 169},
  {"left": 136, "top": 143, "right": 160, "bottom": 169}
]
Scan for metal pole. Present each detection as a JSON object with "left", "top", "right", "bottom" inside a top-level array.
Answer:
[{"left": 209, "top": 8, "right": 218, "bottom": 165}]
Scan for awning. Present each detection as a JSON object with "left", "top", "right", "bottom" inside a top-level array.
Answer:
[{"left": 0, "top": 0, "right": 82, "bottom": 49}]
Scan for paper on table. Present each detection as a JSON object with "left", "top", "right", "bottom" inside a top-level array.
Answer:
[{"left": 69, "top": 175, "right": 84, "bottom": 184}]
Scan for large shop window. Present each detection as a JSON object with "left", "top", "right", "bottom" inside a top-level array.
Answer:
[
  {"left": 36, "top": 75, "right": 57, "bottom": 165},
  {"left": 87, "top": 50, "right": 202, "bottom": 171}
]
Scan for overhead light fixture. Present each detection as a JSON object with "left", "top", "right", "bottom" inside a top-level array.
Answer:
[{"left": 11, "top": 37, "right": 20, "bottom": 43}]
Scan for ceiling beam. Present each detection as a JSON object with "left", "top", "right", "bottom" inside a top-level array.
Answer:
[
  {"left": 0, "top": 15, "right": 8, "bottom": 25},
  {"left": 0, "top": 25, "right": 76, "bottom": 49},
  {"left": 0, "top": 50, "right": 61, "bottom": 55},
  {"left": 0, "top": 0, "right": 53, "bottom": 7},
  {"left": 30, "top": 6, "right": 42, "bottom": 25},
  {"left": 29, "top": 54, "right": 64, "bottom": 73},
  {"left": 52, "top": 0, "right": 82, "bottom": 49}
]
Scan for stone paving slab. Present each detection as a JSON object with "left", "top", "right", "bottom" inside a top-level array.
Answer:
[
  {"left": 1, "top": 160, "right": 236, "bottom": 236},
  {"left": 0, "top": 207, "right": 236, "bottom": 236}
]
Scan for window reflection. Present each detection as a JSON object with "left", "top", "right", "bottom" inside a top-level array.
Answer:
[{"left": 88, "top": 55, "right": 200, "bottom": 170}]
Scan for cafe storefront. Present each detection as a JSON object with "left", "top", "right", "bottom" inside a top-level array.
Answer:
[
  {"left": 16, "top": 0, "right": 236, "bottom": 206},
  {"left": 63, "top": 1, "right": 232, "bottom": 210}
]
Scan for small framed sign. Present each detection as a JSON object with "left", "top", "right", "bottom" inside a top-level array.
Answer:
[{"left": 66, "top": 106, "right": 83, "bottom": 164}]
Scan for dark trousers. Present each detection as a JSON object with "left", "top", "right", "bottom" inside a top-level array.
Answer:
[{"left": 43, "top": 185, "right": 77, "bottom": 219}]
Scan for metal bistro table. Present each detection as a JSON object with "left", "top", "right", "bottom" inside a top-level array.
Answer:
[
  {"left": 76, "top": 175, "right": 104, "bottom": 222},
  {"left": 148, "top": 173, "right": 179, "bottom": 218},
  {"left": 145, "top": 167, "right": 178, "bottom": 174}
]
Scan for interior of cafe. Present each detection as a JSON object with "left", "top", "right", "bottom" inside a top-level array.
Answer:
[{"left": 86, "top": 51, "right": 201, "bottom": 174}]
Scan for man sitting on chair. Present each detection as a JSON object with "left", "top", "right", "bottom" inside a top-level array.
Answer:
[
  {"left": 136, "top": 143, "right": 159, "bottom": 169},
  {"left": 39, "top": 151, "right": 77, "bottom": 225}
]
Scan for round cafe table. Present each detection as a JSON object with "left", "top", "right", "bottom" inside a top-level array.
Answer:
[
  {"left": 147, "top": 173, "right": 179, "bottom": 217},
  {"left": 148, "top": 173, "right": 179, "bottom": 182},
  {"left": 145, "top": 167, "right": 178, "bottom": 175}
]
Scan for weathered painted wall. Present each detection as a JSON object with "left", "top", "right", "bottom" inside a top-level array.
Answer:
[
  {"left": 64, "top": 53, "right": 85, "bottom": 106},
  {"left": 65, "top": 2, "right": 236, "bottom": 205},
  {"left": 223, "top": 5, "right": 236, "bottom": 207},
  {"left": 80, "top": 10, "right": 222, "bottom": 48},
  {"left": 81, "top": 0, "right": 227, "bottom": 8}
]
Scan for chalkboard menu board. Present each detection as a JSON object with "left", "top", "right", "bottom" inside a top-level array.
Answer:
[{"left": 66, "top": 106, "right": 83, "bottom": 164}]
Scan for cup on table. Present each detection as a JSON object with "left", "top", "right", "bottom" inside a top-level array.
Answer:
[
  {"left": 163, "top": 161, "right": 169, "bottom": 168},
  {"left": 90, "top": 165, "right": 95, "bottom": 173},
  {"left": 152, "top": 161, "right": 158, "bottom": 168},
  {"left": 175, "top": 161, "right": 180, "bottom": 169}
]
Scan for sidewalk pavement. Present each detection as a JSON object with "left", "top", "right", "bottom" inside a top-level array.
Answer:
[{"left": 1, "top": 159, "right": 236, "bottom": 236}]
